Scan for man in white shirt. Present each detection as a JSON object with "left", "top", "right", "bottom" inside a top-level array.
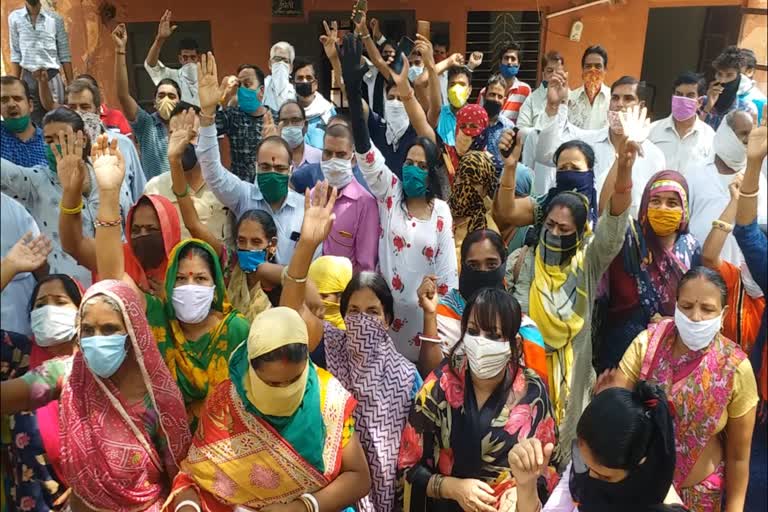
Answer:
[
  {"left": 649, "top": 71, "right": 715, "bottom": 172},
  {"left": 536, "top": 74, "right": 666, "bottom": 217},
  {"left": 143, "top": 10, "right": 200, "bottom": 107},
  {"left": 263, "top": 42, "right": 297, "bottom": 115},
  {"left": 568, "top": 45, "right": 612, "bottom": 130},
  {"left": 517, "top": 51, "right": 565, "bottom": 134}
]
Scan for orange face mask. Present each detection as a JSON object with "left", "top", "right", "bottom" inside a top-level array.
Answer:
[
  {"left": 647, "top": 207, "right": 682, "bottom": 236},
  {"left": 583, "top": 68, "right": 605, "bottom": 104}
]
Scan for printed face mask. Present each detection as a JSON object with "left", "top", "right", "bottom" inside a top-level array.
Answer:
[
  {"left": 321, "top": 157, "right": 354, "bottom": 189},
  {"left": 172, "top": 284, "right": 215, "bottom": 324},
  {"left": 583, "top": 68, "right": 606, "bottom": 103},
  {"left": 81, "top": 334, "right": 128, "bottom": 378},
  {"left": 448, "top": 84, "right": 470, "bottom": 109},
  {"left": 674, "top": 305, "right": 722, "bottom": 351},
  {"left": 30, "top": 306, "right": 77, "bottom": 347},
  {"left": 156, "top": 96, "right": 176, "bottom": 121},
  {"left": 463, "top": 333, "right": 512, "bottom": 379}
]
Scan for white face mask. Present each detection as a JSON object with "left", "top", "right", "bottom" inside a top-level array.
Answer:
[
  {"left": 321, "top": 157, "right": 354, "bottom": 189},
  {"left": 713, "top": 120, "right": 747, "bottom": 172},
  {"left": 674, "top": 305, "right": 722, "bottom": 351},
  {"left": 30, "top": 305, "right": 77, "bottom": 347},
  {"left": 463, "top": 333, "right": 511, "bottom": 379},
  {"left": 271, "top": 61, "right": 291, "bottom": 89},
  {"left": 179, "top": 62, "right": 198, "bottom": 83},
  {"left": 172, "top": 284, "right": 215, "bottom": 324},
  {"left": 384, "top": 99, "right": 410, "bottom": 146}
]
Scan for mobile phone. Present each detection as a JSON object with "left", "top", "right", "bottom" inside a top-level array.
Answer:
[
  {"left": 500, "top": 127, "right": 520, "bottom": 159},
  {"left": 417, "top": 20, "right": 431, "bottom": 39},
  {"left": 352, "top": 0, "right": 367, "bottom": 25},
  {"left": 392, "top": 37, "right": 415, "bottom": 75}
]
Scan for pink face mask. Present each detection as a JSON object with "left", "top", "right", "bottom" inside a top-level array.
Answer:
[{"left": 671, "top": 96, "right": 698, "bottom": 122}]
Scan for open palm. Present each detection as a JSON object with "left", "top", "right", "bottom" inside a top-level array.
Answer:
[
  {"left": 5, "top": 232, "right": 52, "bottom": 274},
  {"left": 53, "top": 128, "right": 87, "bottom": 192},
  {"left": 301, "top": 181, "right": 338, "bottom": 248},
  {"left": 168, "top": 109, "right": 198, "bottom": 158},
  {"left": 197, "top": 52, "right": 221, "bottom": 113},
  {"left": 91, "top": 134, "right": 125, "bottom": 191}
]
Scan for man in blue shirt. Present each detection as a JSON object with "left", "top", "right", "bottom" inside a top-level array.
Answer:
[{"left": 0, "top": 76, "right": 47, "bottom": 167}]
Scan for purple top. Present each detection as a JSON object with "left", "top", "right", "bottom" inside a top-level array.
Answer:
[{"left": 322, "top": 179, "right": 379, "bottom": 272}]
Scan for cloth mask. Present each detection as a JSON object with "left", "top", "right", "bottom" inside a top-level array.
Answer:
[
  {"left": 321, "top": 157, "right": 354, "bottom": 189},
  {"left": 500, "top": 64, "right": 519, "bottom": 79},
  {"left": 646, "top": 207, "right": 682, "bottom": 237},
  {"left": 45, "top": 145, "right": 61, "bottom": 173},
  {"left": 713, "top": 119, "right": 747, "bottom": 172},
  {"left": 402, "top": 164, "right": 428, "bottom": 198},
  {"left": 483, "top": 100, "right": 502, "bottom": 119},
  {"left": 81, "top": 334, "right": 128, "bottom": 378},
  {"left": 238, "top": 249, "right": 267, "bottom": 273},
  {"left": 674, "top": 305, "right": 722, "bottom": 351},
  {"left": 463, "top": 333, "right": 512, "bottom": 380},
  {"left": 271, "top": 62, "right": 291, "bottom": 91},
  {"left": 322, "top": 300, "right": 344, "bottom": 329},
  {"left": 295, "top": 81, "right": 313, "bottom": 98},
  {"left": 670, "top": 96, "right": 698, "bottom": 122},
  {"left": 257, "top": 172, "right": 290, "bottom": 203},
  {"left": 448, "top": 84, "right": 470, "bottom": 109},
  {"left": 384, "top": 99, "right": 410, "bottom": 146},
  {"left": 248, "top": 362, "right": 309, "bottom": 416},
  {"left": 131, "top": 232, "right": 165, "bottom": 269},
  {"left": 459, "top": 265, "right": 505, "bottom": 302},
  {"left": 182, "top": 143, "right": 198, "bottom": 171},
  {"left": 172, "top": 284, "right": 215, "bottom": 324},
  {"left": 408, "top": 65, "right": 424, "bottom": 83},
  {"left": 3, "top": 115, "right": 31, "bottom": 133},
  {"left": 30, "top": 306, "right": 77, "bottom": 347},
  {"left": 238, "top": 87, "right": 262, "bottom": 114},
  {"left": 156, "top": 97, "right": 176, "bottom": 121},
  {"left": 583, "top": 68, "right": 605, "bottom": 103},
  {"left": 281, "top": 126, "right": 305, "bottom": 149},
  {"left": 714, "top": 75, "right": 740, "bottom": 113},
  {"left": 78, "top": 111, "right": 103, "bottom": 144},
  {"left": 607, "top": 110, "right": 624, "bottom": 135},
  {"left": 539, "top": 228, "right": 581, "bottom": 267},
  {"left": 179, "top": 63, "right": 198, "bottom": 84}
]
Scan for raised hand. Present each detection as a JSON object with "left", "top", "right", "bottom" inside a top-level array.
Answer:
[
  {"left": 370, "top": 17, "right": 382, "bottom": 40},
  {"left": 300, "top": 181, "right": 338, "bottom": 249},
  {"left": 156, "top": 9, "right": 177, "bottom": 40},
  {"left": 468, "top": 51, "right": 483, "bottom": 70},
  {"left": 338, "top": 32, "right": 368, "bottom": 90},
  {"left": 261, "top": 111, "right": 278, "bottom": 138},
  {"left": 508, "top": 438, "right": 554, "bottom": 489},
  {"left": 619, "top": 104, "right": 651, "bottom": 145},
  {"left": 91, "top": 133, "right": 125, "bottom": 192},
  {"left": 3, "top": 232, "right": 52, "bottom": 275},
  {"left": 320, "top": 20, "right": 339, "bottom": 60},
  {"left": 546, "top": 71, "right": 569, "bottom": 107},
  {"left": 417, "top": 275, "right": 439, "bottom": 314},
  {"left": 728, "top": 172, "right": 744, "bottom": 203},
  {"left": 448, "top": 53, "right": 464, "bottom": 67},
  {"left": 52, "top": 127, "right": 88, "bottom": 193},
  {"left": 353, "top": 11, "right": 369, "bottom": 36},
  {"left": 706, "top": 80, "right": 724, "bottom": 111},
  {"left": 414, "top": 34, "right": 434, "bottom": 69},
  {"left": 389, "top": 53, "right": 412, "bottom": 96},
  {"left": 112, "top": 23, "right": 128, "bottom": 52},
  {"left": 218, "top": 75, "right": 239, "bottom": 105},
  {"left": 168, "top": 108, "right": 199, "bottom": 159},
  {"left": 197, "top": 52, "right": 221, "bottom": 115},
  {"left": 747, "top": 108, "right": 767, "bottom": 162},
  {"left": 498, "top": 129, "right": 523, "bottom": 168}
]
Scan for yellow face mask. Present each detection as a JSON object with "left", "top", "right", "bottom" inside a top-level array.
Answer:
[
  {"left": 448, "top": 84, "right": 470, "bottom": 109},
  {"left": 647, "top": 207, "right": 682, "bottom": 237},
  {"left": 322, "top": 300, "right": 346, "bottom": 330},
  {"left": 246, "top": 361, "right": 309, "bottom": 417},
  {"left": 156, "top": 96, "right": 176, "bottom": 121}
]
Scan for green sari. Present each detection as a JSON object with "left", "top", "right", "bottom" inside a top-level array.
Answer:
[{"left": 146, "top": 239, "right": 250, "bottom": 428}]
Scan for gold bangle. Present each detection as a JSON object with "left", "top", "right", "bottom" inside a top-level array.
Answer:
[
  {"left": 60, "top": 201, "right": 84, "bottom": 215},
  {"left": 94, "top": 218, "right": 121, "bottom": 228},
  {"left": 712, "top": 219, "right": 734, "bottom": 233},
  {"left": 739, "top": 188, "right": 760, "bottom": 198},
  {"left": 200, "top": 112, "right": 216, "bottom": 122}
]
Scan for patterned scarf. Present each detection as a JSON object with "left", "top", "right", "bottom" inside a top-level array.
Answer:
[
  {"left": 449, "top": 151, "right": 496, "bottom": 232},
  {"left": 446, "top": 105, "right": 491, "bottom": 173},
  {"left": 59, "top": 280, "right": 190, "bottom": 510},
  {"left": 324, "top": 314, "right": 418, "bottom": 512}
]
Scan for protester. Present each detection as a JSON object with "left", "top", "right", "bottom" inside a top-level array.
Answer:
[
  {"left": 144, "top": 10, "right": 200, "bottom": 107},
  {"left": 293, "top": 59, "right": 336, "bottom": 148},
  {"left": 0, "top": 279, "right": 192, "bottom": 511},
  {"left": 306, "top": 256, "right": 354, "bottom": 330},
  {"left": 0, "top": 273, "right": 82, "bottom": 511},
  {"left": 113, "top": 23, "right": 179, "bottom": 178},
  {"left": 399, "top": 288, "right": 557, "bottom": 512},
  {"left": 599, "top": 171, "right": 700, "bottom": 371},
  {"left": 475, "top": 41, "right": 532, "bottom": 123},
  {"left": 510, "top": 382, "right": 685, "bottom": 511},
  {"left": 648, "top": 72, "right": 715, "bottom": 171},
  {"left": 480, "top": 74, "right": 518, "bottom": 177},
  {"left": 568, "top": 45, "right": 610, "bottom": 130},
  {"left": 0, "top": 76, "right": 47, "bottom": 167},
  {"left": 8, "top": 0, "right": 73, "bottom": 125},
  {"left": 75, "top": 73, "right": 133, "bottom": 136},
  {"left": 434, "top": 66, "right": 473, "bottom": 146},
  {"left": 164, "top": 307, "right": 372, "bottom": 510},
  {"left": 701, "top": 46, "right": 758, "bottom": 130},
  {"left": 263, "top": 41, "right": 297, "bottom": 114},
  {"left": 738, "top": 48, "right": 767, "bottom": 123},
  {"left": 517, "top": 51, "right": 565, "bottom": 132},
  {"left": 279, "top": 99, "right": 322, "bottom": 167},
  {"left": 618, "top": 267, "right": 758, "bottom": 512}
]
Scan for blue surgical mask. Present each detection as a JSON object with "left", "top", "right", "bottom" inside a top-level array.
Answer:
[
  {"left": 237, "top": 87, "right": 262, "bottom": 114},
  {"left": 80, "top": 334, "right": 128, "bottom": 378},
  {"left": 402, "top": 164, "right": 428, "bottom": 198},
  {"left": 500, "top": 64, "right": 519, "bottom": 79},
  {"left": 238, "top": 249, "right": 267, "bottom": 273},
  {"left": 408, "top": 65, "right": 424, "bottom": 83}
]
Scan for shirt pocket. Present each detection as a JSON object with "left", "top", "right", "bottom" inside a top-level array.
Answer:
[{"left": 328, "top": 226, "right": 355, "bottom": 258}]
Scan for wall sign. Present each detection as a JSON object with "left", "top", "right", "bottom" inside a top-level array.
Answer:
[{"left": 273, "top": 0, "right": 303, "bottom": 17}]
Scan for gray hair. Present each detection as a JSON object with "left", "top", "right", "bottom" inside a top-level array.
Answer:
[
  {"left": 82, "top": 294, "right": 121, "bottom": 314},
  {"left": 725, "top": 109, "right": 752, "bottom": 129},
  {"left": 270, "top": 41, "right": 295, "bottom": 64}
]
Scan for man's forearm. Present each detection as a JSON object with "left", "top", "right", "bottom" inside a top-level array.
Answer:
[
  {"left": 62, "top": 62, "right": 73, "bottom": 83},
  {"left": 11, "top": 63, "right": 22, "bottom": 78},
  {"left": 146, "top": 36, "right": 166, "bottom": 68}
]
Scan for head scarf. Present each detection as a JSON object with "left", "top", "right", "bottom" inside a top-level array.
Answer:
[
  {"left": 228, "top": 307, "right": 327, "bottom": 472},
  {"left": 449, "top": 151, "right": 497, "bottom": 232},
  {"left": 59, "top": 280, "right": 190, "bottom": 510},
  {"left": 447, "top": 105, "right": 491, "bottom": 174},
  {"left": 545, "top": 170, "right": 599, "bottom": 228},
  {"left": 324, "top": 314, "right": 419, "bottom": 512},
  {"left": 713, "top": 115, "right": 748, "bottom": 172},
  {"left": 124, "top": 194, "right": 182, "bottom": 296},
  {"left": 308, "top": 256, "right": 354, "bottom": 330}
]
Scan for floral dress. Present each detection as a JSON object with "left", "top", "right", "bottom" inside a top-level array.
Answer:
[
  {"left": 355, "top": 145, "right": 459, "bottom": 362},
  {"left": 0, "top": 331, "right": 67, "bottom": 512},
  {"left": 398, "top": 360, "right": 558, "bottom": 511}
]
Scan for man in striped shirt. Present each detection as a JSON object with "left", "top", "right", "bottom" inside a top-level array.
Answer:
[{"left": 475, "top": 41, "right": 532, "bottom": 124}]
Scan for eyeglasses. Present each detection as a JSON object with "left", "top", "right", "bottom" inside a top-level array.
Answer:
[
  {"left": 257, "top": 163, "right": 291, "bottom": 173},
  {"left": 404, "top": 159, "right": 428, "bottom": 171}
]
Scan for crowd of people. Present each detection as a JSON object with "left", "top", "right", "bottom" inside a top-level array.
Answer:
[{"left": 1, "top": 1, "right": 767, "bottom": 511}]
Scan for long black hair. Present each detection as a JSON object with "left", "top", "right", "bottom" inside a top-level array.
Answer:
[
  {"left": 28, "top": 274, "right": 83, "bottom": 314},
  {"left": 400, "top": 136, "right": 444, "bottom": 213},
  {"left": 340, "top": 271, "right": 395, "bottom": 325},
  {"left": 42, "top": 107, "right": 92, "bottom": 159}
]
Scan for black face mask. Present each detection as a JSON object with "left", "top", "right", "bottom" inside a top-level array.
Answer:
[
  {"left": 483, "top": 100, "right": 502, "bottom": 119},
  {"left": 459, "top": 264, "right": 505, "bottom": 301},
  {"left": 182, "top": 143, "right": 198, "bottom": 172},
  {"left": 295, "top": 81, "right": 313, "bottom": 98},
  {"left": 539, "top": 228, "right": 580, "bottom": 267},
  {"left": 714, "top": 75, "right": 741, "bottom": 113},
  {"left": 131, "top": 232, "right": 166, "bottom": 269}
]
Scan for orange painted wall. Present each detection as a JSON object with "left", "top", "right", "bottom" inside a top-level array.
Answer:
[{"left": 1, "top": 0, "right": 754, "bottom": 107}]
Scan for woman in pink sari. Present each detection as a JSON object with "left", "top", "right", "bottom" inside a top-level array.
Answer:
[{"left": 0, "top": 279, "right": 192, "bottom": 511}]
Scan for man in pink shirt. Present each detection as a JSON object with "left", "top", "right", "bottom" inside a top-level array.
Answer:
[{"left": 319, "top": 123, "right": 379, "bottom": 272}]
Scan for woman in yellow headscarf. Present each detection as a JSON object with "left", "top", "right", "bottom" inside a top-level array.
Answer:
[
  {"left": 308, "top": 256, "right": 354, "bottom": 330},
  {"left": 164, "top": 307, "right": 371, "bottom": 511}
]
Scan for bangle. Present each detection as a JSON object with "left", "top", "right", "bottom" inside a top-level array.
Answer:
[
  {"left": 431, "top": 474, "right": 444, "bottom": 499},
  {"left": 299, "top": 497, "right": 312, "bottom": 512},
  {"left": 361, "top": 33, "right": 372, "bottom": 40},
  {"left": 300, "top": 493, "right": 319, "bottom": 512},
  {"left": 94, "top": 218, "right": 121, "bottom": 228},
  {"left": 174, "top": 185, "right": 190, "bottom": 198},
  {"left": 712, "top": 219, "right": 734, "bottom": 233},
  {"left": 614, "top": 182, "right": 633, "bottom": 194},
  {"left": 740, "top": 188, "right": 760, "bottom": 198},
  {"left": 419, "top": 335, "right": 442, "bottom": 344},
  {"left": 200, "top": 112, "right": 215, "bottom": 122},
  {"left": 500, "top": 184, "right": 516, "bottom": 191},
  {"left": 174, "top": 500, "right": 201, "bottom": 512},
  {"left": 281, "top": 267, "right": 308, "bottom": 285},
  {"left": 60, "top": 201, "right": 83, "bottom": 215}
]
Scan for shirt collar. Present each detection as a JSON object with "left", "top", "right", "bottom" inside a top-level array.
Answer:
[
  {"left": 25, "top": 7, "right": 47, "bottom": 20},
  {"left": 662, "top": 115, "right": 703, "bottom": 139},
  {"left": 339, "top": 176, "right": 365, "bottom": 200}
]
